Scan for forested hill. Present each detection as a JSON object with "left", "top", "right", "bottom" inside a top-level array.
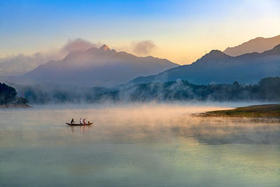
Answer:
[
  {"left": 131, "top": 44, "right": 280, "bottom": 85},
  {"left": 17, "top": 77, "right": 280, "bottom": 103},
  {"left": 0, "top": 83, "right": 29, "bottom": 107}
]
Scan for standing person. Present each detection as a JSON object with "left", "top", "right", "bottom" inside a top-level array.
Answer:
[
  {"left": 83, "top": 118, "right": 86, "bottom": 125},
  {"left": 80, "top": 118, "right": 83, "bottom": 125},
  {"left": 71, "top": 118, "right": 74, "bottom": 124}
]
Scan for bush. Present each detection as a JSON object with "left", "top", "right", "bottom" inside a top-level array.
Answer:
[{"left": 0, "top": 83, "right": 17, "bottom": 104}]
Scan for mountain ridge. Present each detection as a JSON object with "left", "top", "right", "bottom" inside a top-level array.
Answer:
[
  {"left": 224, "top": 35, "right": 280, "bottom": 56},
  {"left": 131, "top": 44, "right": 280, "bottom": 85},
  {"left": 20, "top": 44, "right": 178, "bottom": 87}
]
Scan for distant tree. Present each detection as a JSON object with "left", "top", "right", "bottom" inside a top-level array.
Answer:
[
  {"left": 258, "top": 77, "right": 280, "bottom": 100},
  {"left": 15, "top": 76, "right": 280, "bottom": 103},
  {"left": 15, "top": 97, "right": 28, "bottom": 105},
  {"left": 0, "top": 83, "right": 17, "bottom": 104},
  {"left": 232, "top": 81, "right": 240, "bottom": 88}
]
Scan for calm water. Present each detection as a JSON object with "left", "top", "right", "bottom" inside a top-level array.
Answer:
[{"left": 0, "top": 103, "right": 279, "bottom": 187}]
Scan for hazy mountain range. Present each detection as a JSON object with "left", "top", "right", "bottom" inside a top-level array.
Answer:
[
  {"left": 20, "top": 44, "right": 177, "bottom": 86},
  {"left": 1, "top": 35, "right": 280, "bottom": 87},
  {"left": 224, "top": 35, "right": 280, "bottom": 56},
  {"left": 132, "top": 44, "right": 280, "bottom": 85},
  {"left": 0, "top": 53, "right": 54, "bottom": 76},
  {"left": 0, "top": 39, "right": 97, "bottom": 77}
]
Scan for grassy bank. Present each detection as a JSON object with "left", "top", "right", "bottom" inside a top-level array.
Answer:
[
  {"left": 0, "top": 103, "right": 31, "bottom": 109},
  {"left": 201, "top": 104, "right": 280, "bottom": 118}
]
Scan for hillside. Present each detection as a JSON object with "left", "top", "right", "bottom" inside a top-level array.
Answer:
[
  {"left": 224, "top": 35, "right": 280, "bottom": 56},
  {"left": 131, "top": 45, "right": 280, "bottom": 85},
  {"left": 17, "top": 77, "right": 280, "bottom": 103},
  {"left": 0, "top": 82, "right": 29, "bottom": 107},
  {"left": 20, "top": 45, "right": 177, "bottom": 87},
  {"left": 201, "top": 104, "right": 280, "bottom": 118}
]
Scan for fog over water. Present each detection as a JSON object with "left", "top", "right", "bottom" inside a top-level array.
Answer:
[{"left": 0, "top": 103, "right": 279, "bottom": 186}]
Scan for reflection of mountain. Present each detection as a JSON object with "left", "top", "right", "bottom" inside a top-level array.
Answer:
[
  {"left": 132, "top": 44, "right": 280, "bottom": 85},
  {"left": 22, "top": 45, "right": 177, "bottom": 86},
  {"left": 224, "top": 35, "right": 280, "bottom": 56}
]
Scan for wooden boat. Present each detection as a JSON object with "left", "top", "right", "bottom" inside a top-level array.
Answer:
[{"left": 66, "top": 122, "right": 93, "bottom": 126}]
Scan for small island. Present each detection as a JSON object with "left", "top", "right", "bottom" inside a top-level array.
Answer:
[
  {"left": 0, "top": 82, "right": 30, "bottom": 108},
  {"left": 201, "top": 104, "right": 280, "bottom": 118}
]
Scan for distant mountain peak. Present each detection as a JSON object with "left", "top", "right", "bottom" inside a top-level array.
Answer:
[
  {"left": 208, "top": 50, "right": 227, "bottom": 57},
  {"left": 273, "top": 44, "right": 280, "bottom": 50},
  {"left": 263, "top": 43, "right": 280, "bottom": 56},
  {"left": 22, "top": 42, "right": 178, "bottom": 87},
  {"left": 197, "top": 50, "right": 230, "bottom": 63},
  {"left": 131, "top": 42, "right": 280, "bottom": 85},
  {"left": 100, "top": 44, "right": 110, "bottom": 51},
  {"left": 224, "top": 35, "right": 280, "bottom": 56}
]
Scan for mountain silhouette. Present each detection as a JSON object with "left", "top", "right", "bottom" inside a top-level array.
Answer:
[
  {"left": 131, "top": 44, "right": 280, "bottom": 85},
  {"left": 21, "top": 45, "right": 178, "bottom": 86},
  {"left": 224, "top": 35, "right": 280, "bottom": 56}
]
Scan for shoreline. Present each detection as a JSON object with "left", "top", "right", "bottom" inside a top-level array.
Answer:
[
  {"left": 199, "top": 104, "right": 280, "bottom": 118},
  {"left": 0, "top": 103, "right": 31, "bottom": 109}
]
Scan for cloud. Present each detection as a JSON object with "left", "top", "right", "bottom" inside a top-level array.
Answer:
[
  {"left": 62, "top": 38, "right": 97, "bottom": 53},
  {"left": 0, "top": 53, "right": 60, "bottom": 76},
  {"left": 0, "top": 39, "right": 98, "bottom": 76},
  {"left": 132, "top": 40, "right": 156, "bottom": 55},
  {"left": 0, "top": 39, "right": 157, "bottom": 77}
]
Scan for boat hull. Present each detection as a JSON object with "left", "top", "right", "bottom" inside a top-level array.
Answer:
[{"left": 66, "top": 122, "right": 93, "bottom": 126}]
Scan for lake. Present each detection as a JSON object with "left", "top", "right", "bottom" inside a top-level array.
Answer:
[{"left": 0, "top": 103, "right": 279, "bottom": 187}]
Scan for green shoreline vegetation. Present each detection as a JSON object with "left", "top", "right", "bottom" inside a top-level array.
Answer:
[
  {"left": 201, "top": 104, "right": 280, "bottom": 118},
  {"left": 1, "top": 76, "right": 279, "bottom": 108},
  {"left": 0, "top": 83, "right": 30, "bottom": 108},
  {"left": 15, "top": 77, "right": 280, "bottom": 104}
]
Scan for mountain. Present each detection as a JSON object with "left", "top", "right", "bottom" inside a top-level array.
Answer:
[
  {"left": 224, "top": 35, "right": 280, "bottom": 56},
  {"left": 20, "top": 45, "right": 178, "bottom": 87},
  {"left": 0, "top": 53, "right": 52, "bottom": 76},
  {"left": 131, "top": 44, "right": 280, "bottom": 85},
  {"left": 0, "top": 39, "right": 97, "bottom": 77}
]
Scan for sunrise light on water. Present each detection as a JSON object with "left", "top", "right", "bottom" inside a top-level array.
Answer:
[{"left": 0, "top": 1, "right": 280, "bottom": 186}]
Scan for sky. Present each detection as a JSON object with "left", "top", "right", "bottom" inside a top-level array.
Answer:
[{"left": 0, "top": 0, "right": 280, "bottom": 64}]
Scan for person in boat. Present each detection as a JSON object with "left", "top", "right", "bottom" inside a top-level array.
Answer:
[
  {"left": 83, "top": 118, "right": 86, "bottom": 125},
  {"left": 71, "top": 118, "right": 74, "bottom": 124},
  {"left": 80, "top": 118, "right": 83, "bottom": 125}
]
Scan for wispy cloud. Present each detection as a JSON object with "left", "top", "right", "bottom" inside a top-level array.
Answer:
[
  {"left": 62, "top": 38, "right": 97, "bottom": 53},
  {"left": 132, "top": 40, "right": 157, "bottom": 56},
  {"left": 0, "top": 39, "right": 100, "bottom": 76}
]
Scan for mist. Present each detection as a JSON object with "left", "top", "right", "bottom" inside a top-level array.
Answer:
[
  {"left": 63, "top": 103, "right": 280, "bottom": 145},
  {"left": 0, "top": 39, "right": 99, "bottom": 77},
  {"left": 1, "top": 103, "right": 280, "bottom": 187},
  {"left": 14, "top": 77, "right": 280, "bottom": 105},
  {"left": 3, "top": 103, "right": 279, "bottom": 145}
]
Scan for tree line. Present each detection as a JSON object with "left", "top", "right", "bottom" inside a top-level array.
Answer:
[{"left": 13, "top": 77, "right": 280, "bottom": 104}]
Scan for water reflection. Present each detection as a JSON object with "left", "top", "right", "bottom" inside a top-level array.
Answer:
[
  {"left": 69, "top": 125, "right": 92, "bottom": 134},
  {"left": 0, "top": 103, "right": 279, "bottom": 186}
]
